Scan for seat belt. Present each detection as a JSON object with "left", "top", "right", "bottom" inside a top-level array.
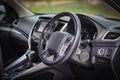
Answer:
[{"left": 0, "top": 44, "right": 4, "bottom": 80}]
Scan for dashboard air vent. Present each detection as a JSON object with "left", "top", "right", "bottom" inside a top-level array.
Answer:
[
  {"left": 113, "top": 27, "right": 120, "bottom": 30},
  {"left": 13, "top": 19, "right": 21, "bottom": 26},
  {"left": 104, "top": 32, "right": 120, "bottom": 40}
]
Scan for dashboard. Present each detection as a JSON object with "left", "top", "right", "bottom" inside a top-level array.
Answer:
[
  {"left": 10, "top": 13, "right": 120, "bottom": 68},
  {"left": 1, "top": 13, "right": 119, "bottom": 80},
  {"left": 30, "top": 15, "right": 98, "bottom": 44}
]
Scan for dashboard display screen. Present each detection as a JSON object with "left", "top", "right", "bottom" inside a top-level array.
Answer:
[{"left": 37, "top": 20, "right": 48, "bottom": 32}]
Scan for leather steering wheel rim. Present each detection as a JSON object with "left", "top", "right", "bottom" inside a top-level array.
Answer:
[{"left": 38, "top": 12, "right": 81, "bottom": 66}]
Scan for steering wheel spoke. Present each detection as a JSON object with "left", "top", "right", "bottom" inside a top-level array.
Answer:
[{"left": 59, "top": 23, "right": 68, "bottom": 32}]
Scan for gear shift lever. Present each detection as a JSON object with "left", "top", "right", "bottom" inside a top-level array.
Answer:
[
  {"left": 5, "top": 49, "right": 35, "bottom": 71},
  {"left": 4, "top": 49, "right": 35, "bottom": 79}
]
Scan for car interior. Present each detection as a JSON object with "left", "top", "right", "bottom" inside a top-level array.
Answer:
[{"left": 0, "top": 0, "right": 120, "bottom": 80}]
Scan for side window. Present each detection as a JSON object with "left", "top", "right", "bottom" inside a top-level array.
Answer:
[{"left": 0, "top": 4, "right": 6, "bottom": 21}]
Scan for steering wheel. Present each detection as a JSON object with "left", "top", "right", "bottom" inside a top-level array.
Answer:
[{"left": 38, "top": 12, "right": 81, "bottom": 66}]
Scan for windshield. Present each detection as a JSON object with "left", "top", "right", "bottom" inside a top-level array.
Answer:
[{"left": 20, "top": 0, "right": 120, "bottom": 19}]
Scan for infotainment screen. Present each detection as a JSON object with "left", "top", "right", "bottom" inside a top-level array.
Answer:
[{"left": 37, "top": 20, "right": 48, "bottom": 32}]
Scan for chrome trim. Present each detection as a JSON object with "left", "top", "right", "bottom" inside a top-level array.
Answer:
[
  {"left": 60, "top": 23, "right": 68, "bottom": 32},
  {"left": 0, "top": 27, "right": 11, "bottom": 32},
  {"left": 12, "top": 19, "right": 21, "bottom": 27},
  {"left": 0, "top": 27, "right": 26, "bottom": 37},
  {"left": 102, "top": 31, "right": 120, "bottom": 41},
  {"left": 11, "top": 29, "right": 22, "bottom": 35},
  {"left": 28, "top": 19, "right": 39, "bottom": 49}
]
